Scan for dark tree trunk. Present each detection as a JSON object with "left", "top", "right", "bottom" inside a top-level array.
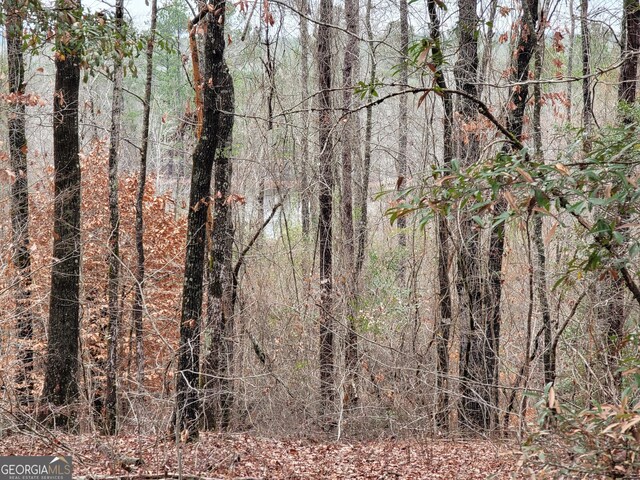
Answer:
[
  {"left": 618, "top": 0, "right": 640, "bottom": 106},
  {"left": 454, "top": 0, "right": 483, "bottom": 432},
  {"left": 202, "top": 66, "right": 235, "bottom": 431},
  {"left": 104, "top": 0, "right": 124, "bottom": 435},
  {"left": 426, "top": 0, "right": 454, "bottom": 431},
  {"left": 581, "top": 0, "right": 593, "bottom": 149},
  {"left": 599, "top": 0, "right": 640, "bottom": 399},
  {"left": 342, "top": 0, "right": 359, "bottom": 410},
  {"left": 42, "top": 0, "right": 83, "bottom": 424},
  {"left": 460, "top": 0, "right": 539, "bottom": 432},
  {"left": 5, "top": 0, "right": 34, "bottom": 406},
  {"left": 317, "top": 0, "right": 335, "bottom": 426},
  {"left": 133, "top": 0, "right": 158, "bottom": 391},
  {"left": 176, "top": 2, "right": 226, "bottom": 441}
]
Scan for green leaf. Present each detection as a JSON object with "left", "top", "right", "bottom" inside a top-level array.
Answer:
[
  {"left": 472, "top": 215, "right": 485, "bottom": 228},
  {"left": 534, "top": 188, "right": 550, "bottom": 211}
]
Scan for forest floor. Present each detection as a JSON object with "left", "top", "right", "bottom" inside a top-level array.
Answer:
[{"left": 0, "top": 431, "right": 522, "bottom": 479}]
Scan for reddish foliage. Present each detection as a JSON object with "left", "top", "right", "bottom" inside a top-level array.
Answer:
[{"left": 10, "top": 140, "right": 186, "bottom": 395}]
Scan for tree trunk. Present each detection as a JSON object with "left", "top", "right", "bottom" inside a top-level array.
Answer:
[
  {"left": 5, "top": 0, "right": 34, "bottom": 406},
  {"left": 532, "top": 29, "right": 554, "bottom": 387},
  {"left": 618, "top": 0, "right": 639, "bottom": 106},
  {"left": 599, "top": 0, "right": 640, "bottom": 399},
  {"left": 104, "top": 0, "right": 124, "bottom": 435},
  {"left": 42, "top": 0, "right": 83, "bottom": 424},
  {"left": 342, "top": 0, "right": 359, "bottom": 410},
  {"left": 298, "top": 0, "right": 311, "bottom": 237},
  {"left": 453, "top": 0, "right": 484, "bottom": 432},
  {"left": 396, "top": 0, "right": 408, "bottom": 279},
  {"left": 202, "top": 66, "right": 235, "bottom": 432},
  {"left": 425, "top": 0, "right": 454, "bottom": 431},
  {"left": 566, "top": 0, "right": 575, "bottom": 125},
  {"left": 581, "top": 0, "right": 593, "bottom": 150},
  {"left": 356, "top": 0, "right": 375, "bottom": 277},
  {"left": 317, "top": 0, "right": 335, "bottom": 427},
  {"left": 133, "top": 0, "right": 158, "bottom": 391},
  {"left": 176, "top": 3, "right": 226, "bottom": 441},
  {"left": 462, "top": 0, "right": 539, "bottom": 432}
]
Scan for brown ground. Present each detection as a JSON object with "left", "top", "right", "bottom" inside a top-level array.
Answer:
[{"left": 0, "top": 432, "right": 521, "bottom": 479}]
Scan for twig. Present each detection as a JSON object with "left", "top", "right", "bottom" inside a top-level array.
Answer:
[{"left": 231, "top": 201, "right": 282, "bottom": 308}]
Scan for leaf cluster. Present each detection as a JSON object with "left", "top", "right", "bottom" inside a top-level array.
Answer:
[
  {"left": 16, "top": 1, "right": 145, "bottom": 79},
  {"left": 522, "top": 358, "right": 640, "bottom": 478},
  {"left": 386, "top": 106, "right": 640, "bottom": 288}
]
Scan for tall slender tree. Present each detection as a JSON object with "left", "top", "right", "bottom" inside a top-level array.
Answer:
[
  {"left": 485, "top": 0, "right": 539, "bottom": 430},
  {"left": 618, "top": 0, "right": 639, "bottom": 107},
  {"left": 396, "top": 0, "right": 409, "bottom": 276},
  {"left": 42, "top": 0, "right": 84, "bottom": 423},
  {"left": 317, "top": 0, "right": 335, "bottom": 426},
  {"left": 133, "top": 0, "right": 158, "bottom": 389},
  {"left": 457, "top": 0, "right": 539, "bottom": 431},
  {"left": 176, "top": 1, "right": 225, "bottom": 440},
  {"left": 298, "top": 0, "right": 311, "bottom": 236},
  {"left": 426, "top": 0, "right": 453, "bottom": 431},
  {"left": 531, "top": 18, "right": 554, "bottom": 387},
  {"left": 599, "top": 0, "right": 640, "bottom": 399},
  {"left": 581, "top": 0, "right": 593, "bottom": 150},
  {"left": 202, "top": 42, "right": 235, "bottom": 432},
  {"left": 356, "top": 0, "right": 376, "bottom": 276},
  {"left": 104, "top": 0, "right": 124, "bottom": 435},
  {"left": 342, "top": 0, "right": 360, "bottom": 409},
  {"left": 455, "top": 0, "right": 484, "bottom": 431},
  {"left": 5, "top": 0, "right": 34, "bottom": 406}
]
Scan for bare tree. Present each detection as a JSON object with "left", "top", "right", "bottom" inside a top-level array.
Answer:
[
  {"left": 42, "top": 0, "right": 84, "bottom": 424},
  {"left": 298, "top": 0, "right": 311, "bottom": 236},
  {"left": 396, "top": 0, "right": 408, "bottom": 277},
  {"left": 202, "top": 44, "right": 235, "bottom": 432},
  {"left": 5, "top": 0, "right": 34, "bottom": 406},
  {"left": 176, "top": 2, "right": 227, "bottom": 440},
  {"left": 342, "top": 0, "right": 360, "bottom": 409},
  {"left": 133, "top": 0, "right": 159, "bottom": 390},
  {"left": 317, "top": 0, "right": 335, "bottom": 427},
  {"left": 104, "top": 0, "right": 124, "bottom": 435},
  {"left": 426, "top": 0, "right": 454, "bottom": 431}
]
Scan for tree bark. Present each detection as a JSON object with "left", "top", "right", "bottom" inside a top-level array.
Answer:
[
  {"left": 598, "top": 0, "right": 640, "bottom": 400},
  {"left": 176, "top": 3, "right": 226, "bottom": 441},
  {"left": 425, "top": 0, "right": 454, "bottom": 431},
  {"left": 396, "top": 0, "right": 409, "bottom": 279},
  {"left": 202, "top": 64, "right": 235, "bottom": 432},
  {"left": 618, "top": 0, "right": 640, "bottom": 106},
  {"left": 298, "top": 0, "right": 311, "bottom": 236},
  {"left": 459, "top": 0, "right": 539, "bottom": 432},
  {"left": 317, "top": 0, "right": 335, "bottom": 427},
  {"left": 581, "top": 0, "right": 593, "bottom": 150},
  {"left": 104, "top": 0, "right": 124, "bottom": 435},
  {"left": 5, "top": 0, "right": 34, "bottom": 406},
  {"left": 356, "top": 0, "right": 375, "bottom": 277},
  {"left": 133, "top": 0, "right": 158, "bottom": 390},
  {"left": 342, "top": 0, "right": 360, "bottom": 410},
  {"left": 42, "top": 0, "right": 83, "bottom": 424},
  {"left": 532, "top": 29, "right": 554, "bottom": 387},
  {"left": 453, "top": 0, "right": 484, "bottom": 432}
]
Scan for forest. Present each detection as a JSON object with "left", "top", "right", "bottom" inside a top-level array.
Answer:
[{"left": 0, "top": 0, "right": 639, "bottom": 477}]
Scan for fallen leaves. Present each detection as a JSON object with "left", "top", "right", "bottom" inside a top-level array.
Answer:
[{"left": 0, "top": 432, "right": 519, "bottom": 479}]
